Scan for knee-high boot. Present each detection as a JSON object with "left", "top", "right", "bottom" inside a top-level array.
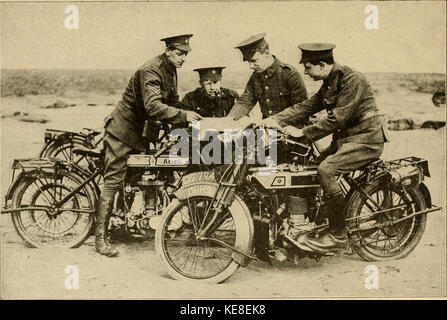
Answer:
[
  {"left": 95, "top": 196, "right": 119, "bottom": 257},
  {"left": 326, "top": 192, "right": 347, "bottom": 236}
]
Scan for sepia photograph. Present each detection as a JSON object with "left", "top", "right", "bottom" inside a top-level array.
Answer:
[{"left": 0, "top": 0, "right": 446, "bottom": 301}]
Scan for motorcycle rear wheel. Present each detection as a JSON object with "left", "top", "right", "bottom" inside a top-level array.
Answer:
[
  {"left": 346, "top": 179, "right": 427, "bottom": 261},
  {"left": 155, "top": 197, "right": 252, "bottom": 283},
  {"left": 10, "top": 170, "right": 96, "bottom": 248}
]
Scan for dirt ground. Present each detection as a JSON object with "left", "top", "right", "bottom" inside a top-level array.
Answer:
[{"left": 0, "top": 93, "right": 446, "bottom": 299}]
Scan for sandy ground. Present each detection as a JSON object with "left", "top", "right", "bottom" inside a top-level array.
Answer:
[{"left": 0, "top": 93, "right": 446, "bottom": 299}]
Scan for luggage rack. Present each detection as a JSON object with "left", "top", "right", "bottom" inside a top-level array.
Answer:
[{"left": 374, "top": 156, "right": 430, "bottom": 177}]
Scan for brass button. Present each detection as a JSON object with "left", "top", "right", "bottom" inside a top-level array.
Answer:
[
  {"left": 279, "top": 92, "right": 283, "bottom": 96},
  {"left": 265, "top": 86, "right": 269, "bottom": 90},
  {"left": 266, "top": 99, "right": 270, "bottom": 103}
]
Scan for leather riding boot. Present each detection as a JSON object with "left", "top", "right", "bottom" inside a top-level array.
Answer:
[
  {"left": 305, "top": 192, "right": 347, "bottom": 250},
  {"left": 253, "top": 220, "right": 272, "bottom": 264},
  {"left": 327, "top": 192, "right": 347, "bottom": 236},
  {"left": 95, "top": 196, "right": 119, "bottom": 257}
]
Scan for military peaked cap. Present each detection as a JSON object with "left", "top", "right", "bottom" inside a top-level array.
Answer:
[
  {"left": 193, "top": 67, "right": 226, "bottom": 82},
  {"left": 161, "top": 34, "right": 193, "bottom": 52},
  {"left": 298, "top": 43, "right": 336, "bottom": 64},
  {"left": 235, "top": 32, "right": 268, "bottom": 61}
]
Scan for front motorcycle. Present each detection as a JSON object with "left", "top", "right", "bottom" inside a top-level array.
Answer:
[{"left": 155, "top": 126, "right": 442, "bottom": 283}]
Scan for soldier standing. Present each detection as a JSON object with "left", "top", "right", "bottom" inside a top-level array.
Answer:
[
  {"left": 97, "top": 34, "right": 202, "bottom": 257},
  {"left": 226, "top": 33, "right": 308, "bottom": 262},
  {"left": 260, "top": 43, "right": 387, "bottom": 252},
  {"left": 182, "top": 67, "right": 239, "bottom": 118},
  {"left": 227, "top": 32, "right": 308, "bottom": 122}
]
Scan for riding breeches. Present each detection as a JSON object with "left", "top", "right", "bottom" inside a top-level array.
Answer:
[
  {"left": 102, "top": 132, "right": 138, "bottom": 198},
  {"left": 318, "top": 142, "right": 384, "bottom": 195}
]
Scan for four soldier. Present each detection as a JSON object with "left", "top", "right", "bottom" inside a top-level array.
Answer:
[{"left": 96, "top": 32, "right": 386, "bottom": 257}]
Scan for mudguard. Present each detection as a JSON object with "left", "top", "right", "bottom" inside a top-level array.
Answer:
[
  {"left": 3, "top": 158, "right": 99, "bottom": 206},
  {"left": 174, "top": 181, "right": 254, "bottom": 267},
  {"left": 418, "top": 182, "right": 432, "bottom": 208},
  {"left": 39, "top": 131, "right": 93, "bottom": 157},
  {"left": 343, "top": 166, "right": 434, "bottom": 213}
]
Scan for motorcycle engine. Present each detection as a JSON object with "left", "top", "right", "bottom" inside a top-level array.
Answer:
[{"left": 110, "top": 170, "right": 166, "bottom": 237}]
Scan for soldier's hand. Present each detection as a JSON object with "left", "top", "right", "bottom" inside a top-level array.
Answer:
[
  {"left": 282, "top": 126, "right": 304, "bottom": 138},
  {"left": 186, "top": 111, "right": 203, "bottom": 122},
  {"left": 259, "top": 117, "right": 282, "bottom": 130}
]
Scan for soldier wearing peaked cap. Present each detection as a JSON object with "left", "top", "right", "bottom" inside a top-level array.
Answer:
[
  {"left": 181, "top": 67, "right": 239, "bottom": 118},
  {"left": 227, "top": 32, "right": 308, "bottom": 122},
  {"left": 97, "top": 34, "right": 202, "bottom": 257},
  {"left": 260, "top": 43, "right": 388, "bottom": 251},
  {"left": 226, "top": 33, "right": 308, "bottom": 264}
]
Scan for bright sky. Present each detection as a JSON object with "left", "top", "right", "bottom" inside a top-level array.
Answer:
[{"left": 1, "top": 1, "right": 445, "bottom": 73}]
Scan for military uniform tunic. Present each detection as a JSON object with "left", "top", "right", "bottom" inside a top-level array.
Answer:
[
  {"left": 102, "top": 53, "right": 188, "bottom": 197},
  {"left": 273, "top": 63, "right": 386, "bottom": 144},
  {"left": 105, "top": 53, "right": 187, "bottom": 152},
  {"left": 272, "top": 63, "right": 387, "bottom": 195},
  {"left": 181, "top": 87, "right": 239, "bottom": 118},
  {"left": 227, "top": 57, "right": 308, "bottom": 120}
]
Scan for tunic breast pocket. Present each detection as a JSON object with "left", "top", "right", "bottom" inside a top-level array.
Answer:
[
  {"left": 254, "top": 85, "right": 263, "bottom": 99},
  {"left": 279, "top": 89, "right": 291, "bottom": 107}
]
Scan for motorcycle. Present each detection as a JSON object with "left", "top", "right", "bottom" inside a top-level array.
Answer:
[
  {"left": 1, "top": 121, "right": 190, "bottom": 246},
  {"left": 154, "top": 125, "right": 442, "bottom": 283},
  {"left": 39, "top": 127, "right": 103, "bottom": 166}
]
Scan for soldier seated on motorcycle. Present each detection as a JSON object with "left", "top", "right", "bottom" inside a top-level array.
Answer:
[
  {"left": 97, "top": 34, "right": 202, "bottom": 257},
  {"left": 260, "top": 43, "right": 388, "bottom": 252}
]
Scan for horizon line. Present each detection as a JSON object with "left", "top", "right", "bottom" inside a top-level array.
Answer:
[{"left": 1, "top": 68, "right": 445, "bottom": 75}]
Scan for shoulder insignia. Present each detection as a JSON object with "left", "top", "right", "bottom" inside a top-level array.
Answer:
[{"left": 339, "top": 65, "right": 351, "bottom": 75}]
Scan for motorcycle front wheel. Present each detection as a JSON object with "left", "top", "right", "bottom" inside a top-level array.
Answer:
[
  {"left": 10, "top": 170, "right": 96, "bottom": 248},
  {"left": 346, "top": 178, "right": 427, "bottom": 261},
  {"left": 155, "top": 196, "right": 253, "bottom": 283}
]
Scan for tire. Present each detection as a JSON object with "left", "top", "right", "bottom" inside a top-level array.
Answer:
[
  {"left": 10, "top": 169, "right": 96, "bottom": 248},
  {"left": 155, "top": 196, "right": 252, "bottom": 283},
  {"left": 346, "top": 178, "right": 427, "bottom": 261}
]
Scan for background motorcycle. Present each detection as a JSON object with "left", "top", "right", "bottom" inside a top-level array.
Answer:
[
  {"left": 39, "top": 127, "right": 103, "bottom": 167},
  {"left": 1, "top": 121, "right": 188, "bottom": 247},
  {"left": 155, "top": 126, "right": 441, "bottom": 283}
]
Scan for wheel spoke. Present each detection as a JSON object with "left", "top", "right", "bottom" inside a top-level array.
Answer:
[{"left": 161, "top": 197, "right": 237, "bottom": 280}]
